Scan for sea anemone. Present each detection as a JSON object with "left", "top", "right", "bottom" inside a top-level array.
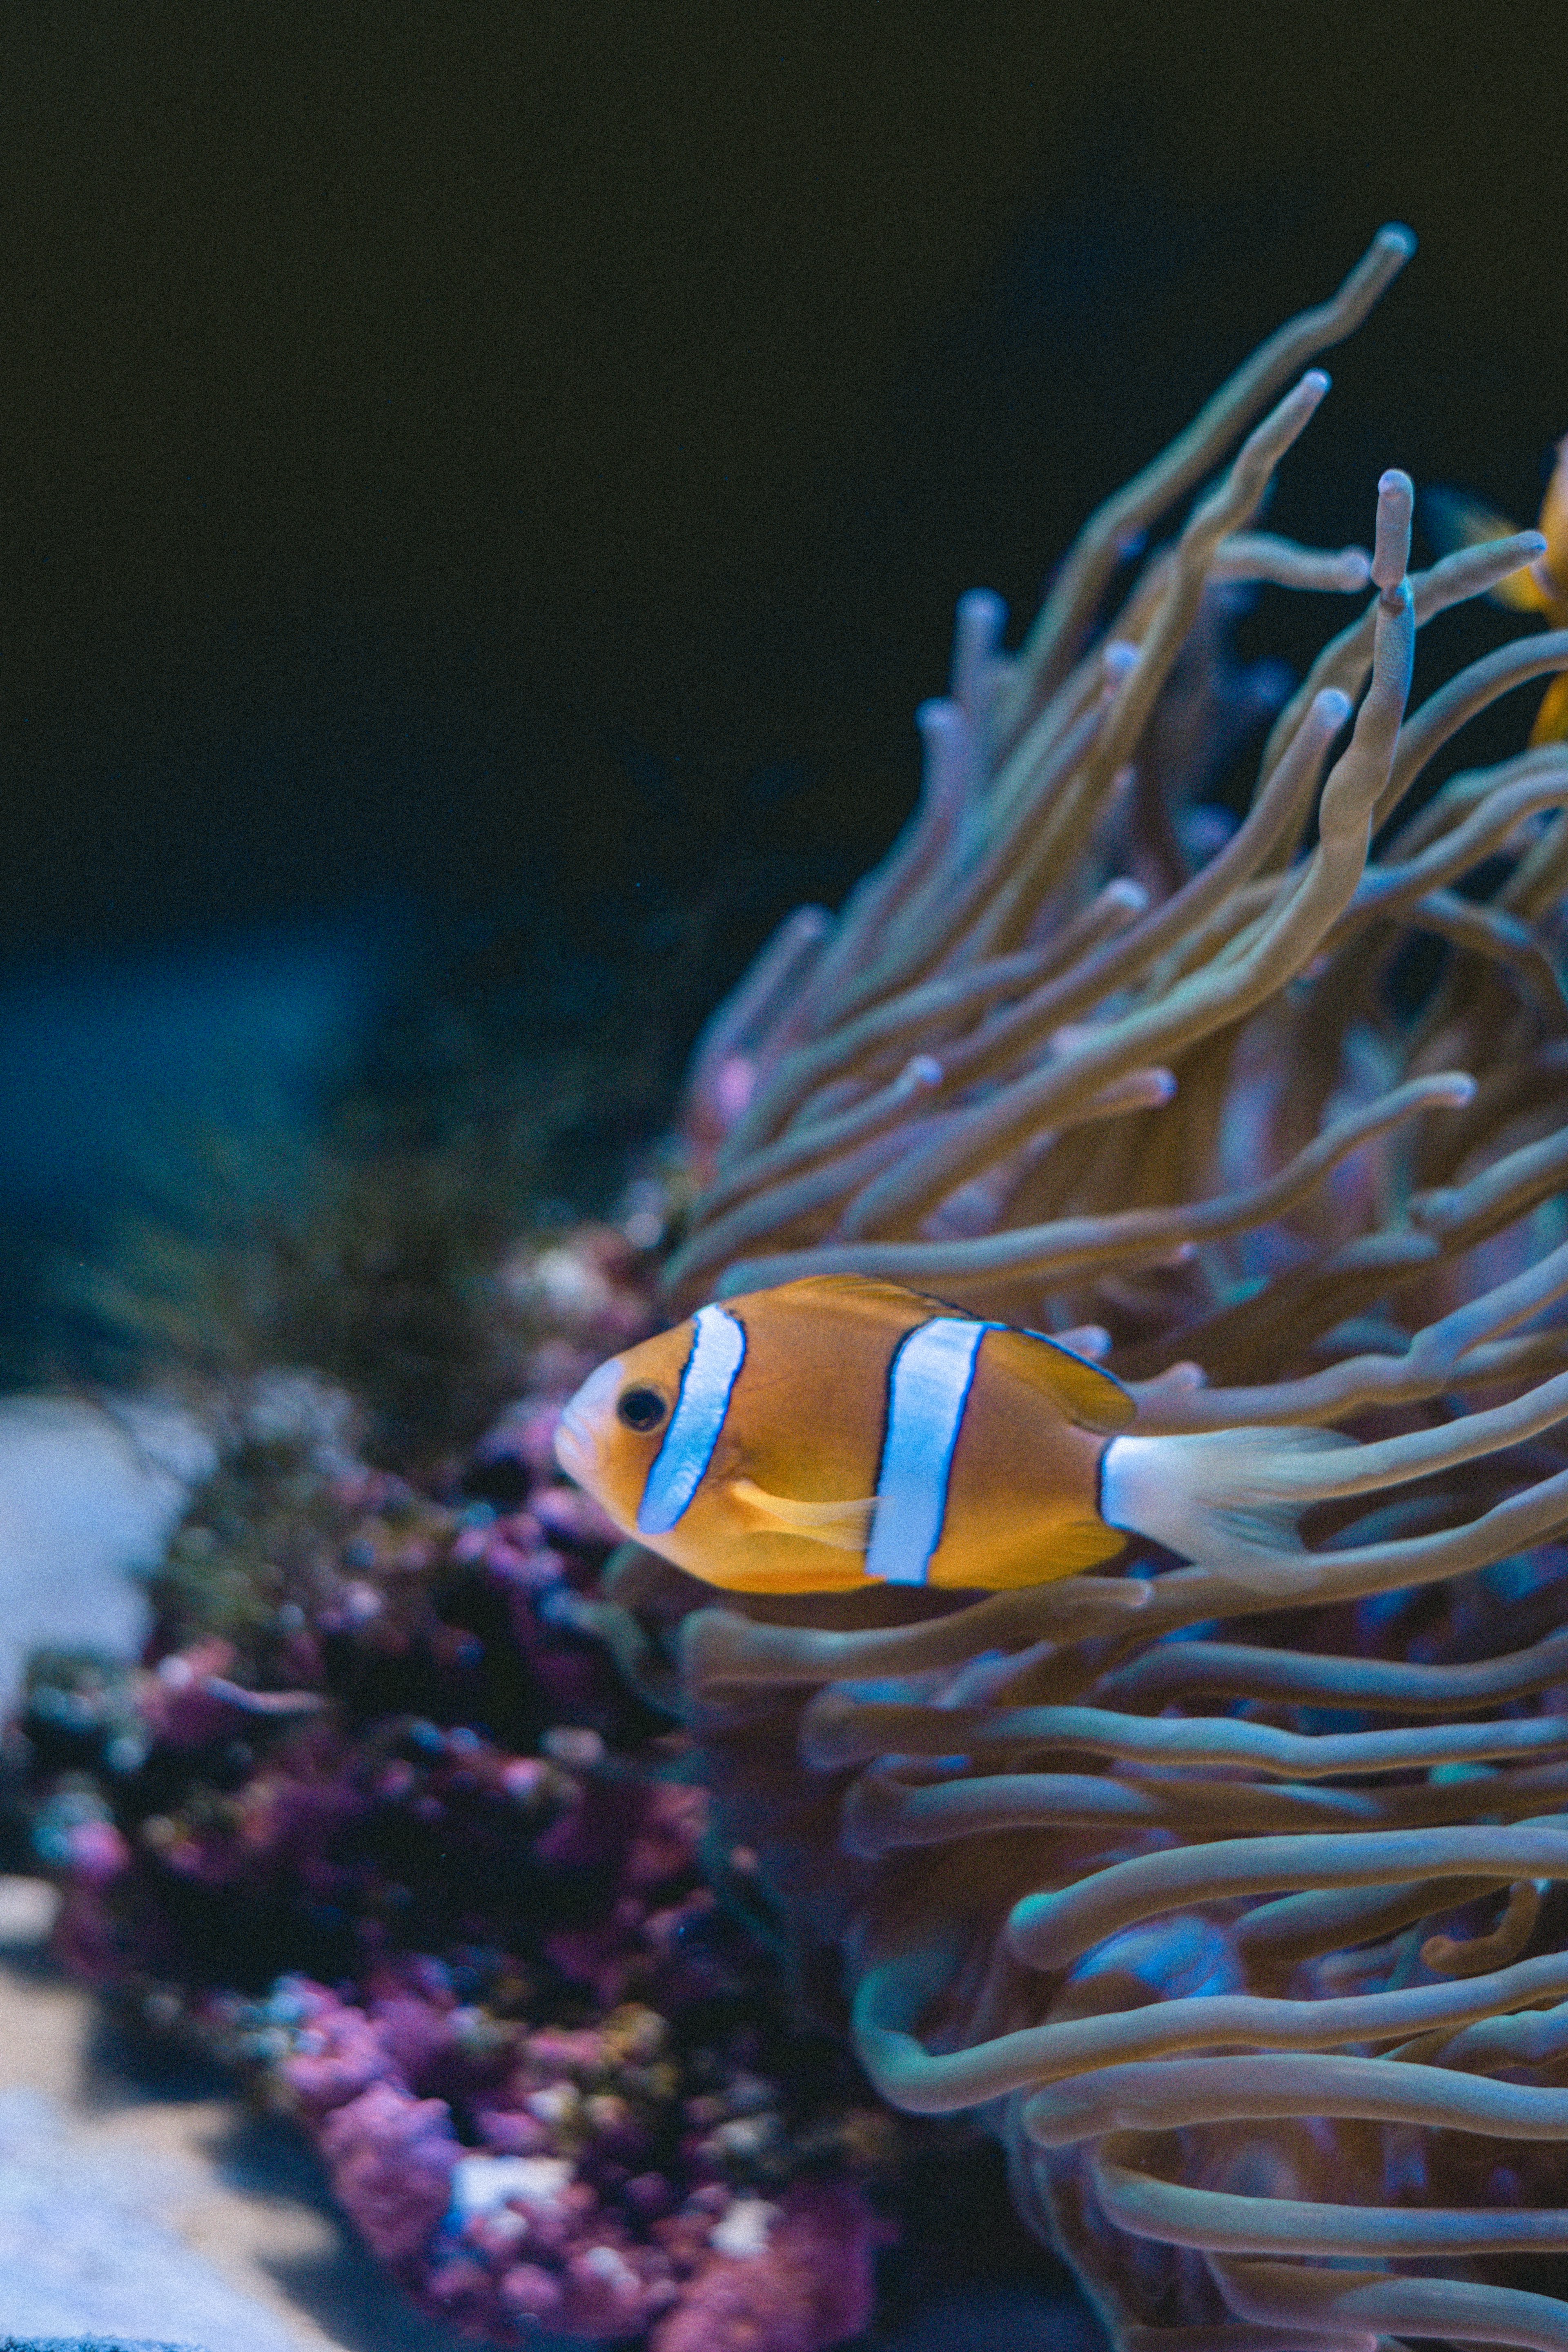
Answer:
[{"left": 603, "top": 226, "right": 1568, "bottom": 2349}]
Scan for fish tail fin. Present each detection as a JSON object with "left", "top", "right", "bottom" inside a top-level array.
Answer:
[{"left": 1100, "top": 1425, "right": 1359, "bottom": 1592}]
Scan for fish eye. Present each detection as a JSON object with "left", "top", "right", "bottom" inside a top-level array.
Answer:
[{"left": 616, "top": 1386, "right": 668, "bottom": 1433}]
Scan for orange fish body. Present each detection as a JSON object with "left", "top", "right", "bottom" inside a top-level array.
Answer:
[{"left": 554, "top": 1275, "right": 1131, "bottom": 1596}]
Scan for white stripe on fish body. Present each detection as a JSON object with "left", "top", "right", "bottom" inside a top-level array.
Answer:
[
  {"left": 638, "top": 1304, "right": 748, "bottom": 1536},
  {"left": 864, "top": 1317, "right": 998, "bottom": 1586}
]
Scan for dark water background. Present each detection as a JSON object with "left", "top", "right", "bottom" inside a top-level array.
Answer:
[
  {"left": 0, "top": 17, "right": 1563, "bottom": 2341},
  {"left": 3, "top": 2, "right": 1567, "bottom": 1361}
]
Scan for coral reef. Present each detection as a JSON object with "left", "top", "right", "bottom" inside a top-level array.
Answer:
[{"left": 600, "top": 227, "right": 1568, "bottom": 2350}]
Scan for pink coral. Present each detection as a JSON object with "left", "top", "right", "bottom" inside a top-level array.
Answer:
[
  {"left": 234, "top": 1967, "right": 896, "bottom": 2348},
  {"left": 61, "top": 1815, "right": 131, "bottom": 1887},
  {"left": 318, "top": 2079, "right": 461, "bottom": 2266},
  {"left": 651, "top": 2184, "right": 889, "bottom": 2352},
  {"left": 278, "top": 1984, "right": 397, "bottom": 2117}
]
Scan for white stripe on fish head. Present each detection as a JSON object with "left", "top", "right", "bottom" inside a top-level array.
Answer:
[{"left": 637, "top": 1303, "right": 748, "bottom": 1537}]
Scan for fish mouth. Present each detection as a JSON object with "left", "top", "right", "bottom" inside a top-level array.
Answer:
[
  {"left": 553, "top": 1409, "right": 595, "bottom": 1483},
  {"left": 552, "top": 1356, "right": 627, "bottom": 1488}
]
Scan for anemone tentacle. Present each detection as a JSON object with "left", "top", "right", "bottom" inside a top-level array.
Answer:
[{"left": 643, "top": 226, "right": 1568, "bottom": 2350}]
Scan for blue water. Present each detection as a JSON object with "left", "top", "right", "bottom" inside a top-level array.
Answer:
[
  {"left": 0, "top": 920, "right": 395, "bottom": 1211},
  {"left": 0, "top": 914, "right": 404, "bottom": 1376}
]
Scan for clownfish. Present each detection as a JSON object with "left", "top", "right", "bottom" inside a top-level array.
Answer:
[
  {"left": 1424, "top": 436, "right": 1568, "bottom": 745},
  {"left": 553, "top": 1274, "right": 1328, "bottom": 1597}
]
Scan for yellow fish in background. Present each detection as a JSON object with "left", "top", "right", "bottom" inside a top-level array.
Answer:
[
  {"left": 1425, "top": 434, "right": 1568, "bottom": 744},
  {"left": 554, "top": 1274, "right": 1349, "bottom": 1599}
]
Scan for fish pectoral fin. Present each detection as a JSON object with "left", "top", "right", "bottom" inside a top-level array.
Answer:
[{"left": 725, "top": 1477, "right": 875, "bottom": 1551}]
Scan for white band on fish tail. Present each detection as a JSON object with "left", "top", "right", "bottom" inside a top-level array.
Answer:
[
  {"left": 865, "top": 1318, "right": 996, "bottom": 1585},
  {"left": 638, "top": 1304, "right": 747, "bottom": 1536}
]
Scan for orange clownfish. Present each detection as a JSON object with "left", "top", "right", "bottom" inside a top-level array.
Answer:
[
  {"left": 1425, "top": 436, "right": 1568, "bottom": 745},
  {"left": 554, "top": 1274, "right": 1150, "bottom": 1596}
]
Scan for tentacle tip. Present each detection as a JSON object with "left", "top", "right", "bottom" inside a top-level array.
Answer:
[
  {"left": 1002, "top": 1894, "right": 1054, "bottom": 1967},
  {"left": 797, "top": 1688, "right": 861, "bottom": 1772},
  {"left": 1058, "top": 1323, "right": 1113, "bottom": 1360},
  {"left": 1091, "top": 1571, "right": 1152, "bottom": 1608},
  {"left": 1104, "top": 878, "right": 1151, "bottom": 912},
  {"left": 1017, "top": 2090, "right": 1081, "bottom": 2149},
  {"left": 678, "top": 1607, "right": 756, "bottom": 1688},
  {"left": 839, "top": 1772, "right": 906, "bottom": 1859},
  {"left": 1409, "top": 1187, "right": 1457, "bottom": 1229},
  {"left": 1298, "top": 367, "right": 1331, "bottom": 402},
  {"left": 1314, "top": 686, "right": 1354, "bottom": 726},
  {"left": 1375, "top": 222, "right": 1419, "bottom": 260},
  {"left": 915, "top": 695, "right": 958, "bottom": 727},
  {"left": 1432, "top": 1072, "right": 1478, "bottom": 1107}
]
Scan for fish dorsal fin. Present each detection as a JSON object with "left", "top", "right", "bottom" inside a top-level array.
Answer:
[
  {"left": 726, "top": 1477, "right": 875, "bottom": 1551},
  {"left": 984, "top": 1327, "right": 1136, "bottom": 1433},
  {"left": 734, "top": 1277, "right": 1136, "bottom": 1429},
  {"left": 746, "top": 1274, "right": 942, "bottom": 1323}
]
